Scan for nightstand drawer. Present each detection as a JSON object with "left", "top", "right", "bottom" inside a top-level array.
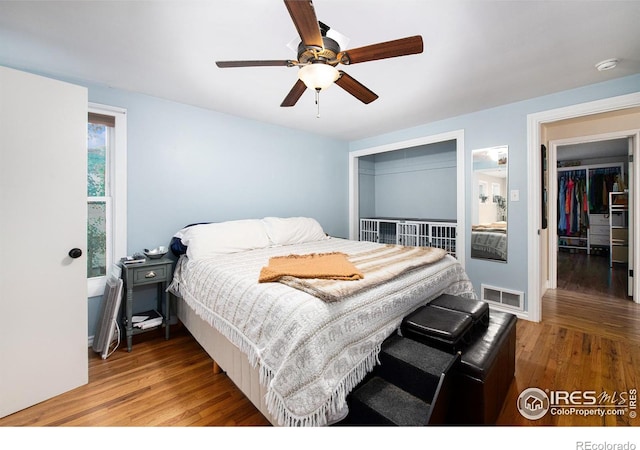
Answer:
[{"left": 131, "top": 265, "right": 170, "bottom": 285}]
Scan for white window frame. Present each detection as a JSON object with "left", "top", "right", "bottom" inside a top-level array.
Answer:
[{"left": 87, "top": 102, "right": 127, "bottom": 298}]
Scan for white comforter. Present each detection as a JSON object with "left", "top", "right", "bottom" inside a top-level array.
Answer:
[{"left": 169, "top": 237, "right": 476, "bottom": 426}]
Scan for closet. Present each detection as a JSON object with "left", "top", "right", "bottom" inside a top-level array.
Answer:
[
  {"left": 557, "top": 163, "right": 624, "bottom": 255},
  {"left": 357, "top": 140, "right": 458, "bottom": 255},
  {"left": 553, "top": 135, "right": 632, "bottom": 301}
]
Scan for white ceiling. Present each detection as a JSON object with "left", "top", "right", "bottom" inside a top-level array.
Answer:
[{"left": 1, "top": 1, "right": 639, "bottom": 141}]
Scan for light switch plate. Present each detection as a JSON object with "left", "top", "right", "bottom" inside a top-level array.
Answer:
[{"left": 510, "top": 190, "right": 520, "bottom": 201}]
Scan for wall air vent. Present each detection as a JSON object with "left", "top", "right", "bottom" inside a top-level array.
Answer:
[{"left": 481, "top": 284, "right": 524, "bottom": 311}]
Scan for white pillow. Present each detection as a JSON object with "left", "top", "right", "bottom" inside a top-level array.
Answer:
[
  {"left": 181, "top": 219, "right": 270, "bottom": 260},
  {"left": 262, "top": 217, "right": 328, "bottom": 246}
]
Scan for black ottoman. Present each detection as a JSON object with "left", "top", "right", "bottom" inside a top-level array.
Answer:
[
  {"left": 429, "top": 294, "right": 489, "bottom": 332},
  {"left": 448, "top": 310, "right": 517, "bottom": 424},
  {"left": 401, "top": 305, "right": 474, "bottom": 353}
]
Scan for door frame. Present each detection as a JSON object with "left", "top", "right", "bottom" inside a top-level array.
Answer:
[
  {"left": 527, "top": 92, "right": 640, "bottom": 322},
  {"left": 547, "top": 131, "right": 638, "bottom": 294}
]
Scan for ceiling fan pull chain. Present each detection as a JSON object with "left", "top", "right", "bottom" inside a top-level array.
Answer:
[{"left": 315, "top": 88, "right": 321, "bottom": 118}]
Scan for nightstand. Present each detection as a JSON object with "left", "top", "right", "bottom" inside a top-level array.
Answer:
[{"left": 120, "top": 258, "right": 173, "bottom": 352}]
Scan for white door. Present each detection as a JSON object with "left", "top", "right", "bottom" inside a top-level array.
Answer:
[{"left": 0, "top": 66, "right": 88, "bottom": 417}]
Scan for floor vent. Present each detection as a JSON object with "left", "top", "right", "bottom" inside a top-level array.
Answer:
[{"left": 481, "top": 284, "right": 524, "bottom": 311}]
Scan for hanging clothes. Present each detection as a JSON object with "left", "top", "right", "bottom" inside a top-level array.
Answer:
[
  {"left": 558, "top": 165, "right": 622, "bottom": 248},
  {"left": 558, "top": 175, "right": 567, "bottom": 234},
  {"left": 581, "top": 178, "right": 589, "bottom": 229},
  {"left": 557, "top": 169, "right": 588, "bottom": 237},
  {"left": 566, "top": 176, "right": 575, "bottom": 233},
  {"left": 589, "top": 167, "right": 622, "bottom": 213}
]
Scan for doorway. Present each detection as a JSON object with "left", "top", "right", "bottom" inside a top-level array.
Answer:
[
  {"left": 546, "top": 128, "right": 639, "bottom": 305},
  {"left": 550, "top": 137, "right": 632, "bottom": 300},
  {"left": 527, "top": 93, "right": 640, "bottom": 323}
]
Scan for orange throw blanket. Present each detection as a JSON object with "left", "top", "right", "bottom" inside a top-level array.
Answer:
[{"left": 259, "top": 252, "right": 364, "bottom": 283}]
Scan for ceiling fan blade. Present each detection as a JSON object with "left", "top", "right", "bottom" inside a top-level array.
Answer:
[
  {"left": 338, "top": 35, "right": 423, "bottom": 65},
  {"left": 216, "top": 60, "right": 295, "bottom": 68},
  {"left": 281, "top": 79, "right": 307, "bottom": 107},
  {"left": 284, "top": 0, "right": 323, "bottom": 49},
  {"left": 335, "top": 71, "right": 378, "bottom": 104}
]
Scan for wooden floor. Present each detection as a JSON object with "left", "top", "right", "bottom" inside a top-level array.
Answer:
[
  {"left": 1, "top": 260, "right": 639, "bottom": 427},
  {"left": 556, "top": 249, "right": 629, "bottom": 299},
  {"left": 0, "top": 325, "right": 270, "bottom": 427},
  {"left": 497, "top": 250, "right": 639, "bottom": 426}
]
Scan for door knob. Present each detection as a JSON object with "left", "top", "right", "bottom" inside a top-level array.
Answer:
[{"left": 68, "top": 248, "right": 82, "bottom": 259}]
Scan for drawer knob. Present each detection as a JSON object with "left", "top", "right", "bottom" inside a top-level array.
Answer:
[{"left": 145, "top": 271, "right": 156, "bottom": 279}]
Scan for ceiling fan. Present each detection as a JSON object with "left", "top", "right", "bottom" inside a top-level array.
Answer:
[{"left": 215, "top": 0, "right": 423, "bottom": 110}]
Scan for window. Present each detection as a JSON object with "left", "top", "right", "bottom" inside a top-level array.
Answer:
[
  {"left": 478, "top": 180, "right": 488, "bottom": 203},
  {"left": 87, "top": 103, "right": 127, "bottom": 297}
]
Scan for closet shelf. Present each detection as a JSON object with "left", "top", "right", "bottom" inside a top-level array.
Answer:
[{"left": 609, "top": 192, "right": 629, "bottom": 267}]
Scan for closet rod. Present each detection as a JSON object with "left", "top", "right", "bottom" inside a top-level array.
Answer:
[{"left": 557, "top": 162, "right": 624, "bottom": 173}]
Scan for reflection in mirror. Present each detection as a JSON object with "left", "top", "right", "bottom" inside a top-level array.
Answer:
[{"left": 471, "top": 146, "right": 508, "bottom": 262}]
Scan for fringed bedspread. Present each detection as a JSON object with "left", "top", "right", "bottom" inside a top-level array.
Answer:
[
  {"left": 169, "top": 237, "right": 476, "bottom": 426},
  {"left": 272, "top": 245, "right": 448, "bottom": 303}
]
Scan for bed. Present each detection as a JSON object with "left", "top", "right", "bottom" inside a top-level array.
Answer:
[
  {"left": 167, "top": 217, "right": 476, "bottom": 426},
  {"left": 470, "top": 222, "right": 507, "bottom": 261}
]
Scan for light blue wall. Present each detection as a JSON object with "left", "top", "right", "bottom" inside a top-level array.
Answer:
[
  {"left": 359, "top": 140, "right": 457, "bottom": 220},
  {"left": 85, "top": 84, "right": 350, "bottom": 245},
  {"left": 350, "top": 74, "right": 640, "bottom": 313},
  {"left": 77, "top": 82, "right": 350, "bottom": 337},
  {"left": 358, "top": 158, "right": 376, "bottom": 219}
]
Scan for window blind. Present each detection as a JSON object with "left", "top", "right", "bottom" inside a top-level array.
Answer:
[{"left": 88, "top": 112, "right": 115, "bottom": 127}]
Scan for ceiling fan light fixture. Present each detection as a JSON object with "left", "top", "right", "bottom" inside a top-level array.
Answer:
[{"left": 298, "top": 63, "right": 339, "bottom": 90}]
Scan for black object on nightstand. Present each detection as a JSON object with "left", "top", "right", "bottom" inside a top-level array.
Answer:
[{"left": 120, "top": 257, "right": 173, "bottom": 352}]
